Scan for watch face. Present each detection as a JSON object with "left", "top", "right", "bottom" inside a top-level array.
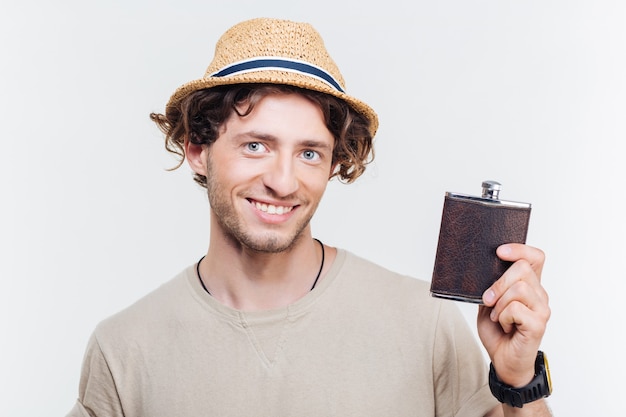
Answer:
[{"left": 543, "top": 352, "right": 553, "bottom": 394}]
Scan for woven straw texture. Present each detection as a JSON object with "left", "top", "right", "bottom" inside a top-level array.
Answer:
[{"left": 166, "top": 18, "right": 378, "bottom": 136}]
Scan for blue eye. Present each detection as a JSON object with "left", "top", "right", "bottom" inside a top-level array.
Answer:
[
  {"left": 302, "top": 150, "right": 319, "bottom": 161},
  {"left": 246, "top": 142, "right": 265, "bottom": 153}
]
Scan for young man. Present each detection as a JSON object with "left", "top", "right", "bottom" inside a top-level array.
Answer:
[{"left": 68, "top": 18, "right": 552, "bottom": 417}]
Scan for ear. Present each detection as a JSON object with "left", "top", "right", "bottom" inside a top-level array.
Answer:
[
  {"left": 184, "top": 138, "right": 208, "bottom": 177},
  {"left": 329, "top": 161, "right": 339, "bottom": 180}
]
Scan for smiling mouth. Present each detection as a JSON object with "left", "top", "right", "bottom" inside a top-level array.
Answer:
[{"left": 251, "top": 200, "right": 295, "bottom": 215}]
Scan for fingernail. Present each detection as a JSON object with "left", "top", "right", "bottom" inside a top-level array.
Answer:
[
  {"left": 484, "top": 289, "right": 496, "bottom": 304},
  {"left": 498, "top": 245, "right": 512, "bottom": 256}
]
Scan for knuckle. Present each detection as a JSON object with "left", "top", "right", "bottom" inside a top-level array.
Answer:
[
  {"left": 517, "top": 259, "right": 533, "bottom": 275},
  {"left": 542, "top": 304, "right": 552, "bottom": 322},
  {"left": 535, "top": 247, "right": 546, "bottom": 261}
]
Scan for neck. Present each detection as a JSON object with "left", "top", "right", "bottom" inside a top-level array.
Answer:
[{"left": 198, "top": 234, "right": 333, "bottom": 311}]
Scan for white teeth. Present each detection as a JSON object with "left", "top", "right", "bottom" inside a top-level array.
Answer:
[{"left": 254, "top": 202, "right": 293, "bottom": 215}]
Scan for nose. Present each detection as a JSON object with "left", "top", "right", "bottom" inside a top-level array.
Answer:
[{"left": 262, "top": 154, "right": 299, "bottom": 197}]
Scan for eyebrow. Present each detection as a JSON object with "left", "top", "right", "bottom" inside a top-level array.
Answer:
[{"left": 236, "top": 131, "right": 333, "bottom": 151}]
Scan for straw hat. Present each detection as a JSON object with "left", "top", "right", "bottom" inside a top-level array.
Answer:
[{"left": 166, "top": 18, "right": 379, "bottom": 137}]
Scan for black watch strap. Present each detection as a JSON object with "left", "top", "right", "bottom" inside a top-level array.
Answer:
[{"left": 489, "top": 351, "right": 552, "bottom": 408}]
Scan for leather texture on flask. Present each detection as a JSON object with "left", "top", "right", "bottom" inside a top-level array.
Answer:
[{"left": 430, "top": 195, "right": 531, "bottom": 303}]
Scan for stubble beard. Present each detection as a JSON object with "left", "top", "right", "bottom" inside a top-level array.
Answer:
[{"left": 206, "top": 164, "right": 318, "bottom": 254}]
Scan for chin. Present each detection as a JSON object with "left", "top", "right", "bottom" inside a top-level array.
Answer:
[{"left": 240, "top": 230, "right": 306, "bottom": 253}]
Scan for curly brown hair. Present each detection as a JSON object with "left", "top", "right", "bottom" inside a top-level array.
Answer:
[{"left": 149, "top": 84, "right": 374, "bottom": 188}]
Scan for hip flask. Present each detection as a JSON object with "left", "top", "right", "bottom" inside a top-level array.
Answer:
[{"left": 430, "top": 181, "right": 532, "bottom": 303}]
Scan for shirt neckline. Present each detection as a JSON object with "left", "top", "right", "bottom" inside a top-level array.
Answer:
[{"left": 185, "top": 248, "right": 347, "bottom": 322}]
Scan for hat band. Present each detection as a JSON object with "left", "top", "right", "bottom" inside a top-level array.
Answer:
[{"left": 210, "top": 57, "right": 345, "bottom": 93}]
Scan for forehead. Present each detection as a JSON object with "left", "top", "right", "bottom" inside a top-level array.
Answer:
[
  {"left": 227, "top": 93, "right": 332, "bottom": 138},
  {"left": 236, "top": 86, "right": 325, "bottom": 113}
]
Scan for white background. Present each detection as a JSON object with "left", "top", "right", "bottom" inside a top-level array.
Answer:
[{"left": 1, "top": 0, "right": 624, "bottom": 415}]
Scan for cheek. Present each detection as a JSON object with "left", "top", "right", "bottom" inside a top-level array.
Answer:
[
  {"left": 300, "top": 159, "right": 333, "bottom": 190},
  {"left": 305, "top": 172, "right": 331, "bottom": 197},
  {"left": 208, "top": 153, "right": 254, "bottom": 181}
]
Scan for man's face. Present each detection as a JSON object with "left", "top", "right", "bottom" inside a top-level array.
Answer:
[{"left": 203, "top": 93, "right": 335, "bottom": 253}]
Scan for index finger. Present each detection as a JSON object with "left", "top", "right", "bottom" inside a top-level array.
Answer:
[
  {"left": 482, "top": 244, "right": 547, "bottom": 307},
  {"left": 497, "top": 243, "right": 545, "bottom": 279}
]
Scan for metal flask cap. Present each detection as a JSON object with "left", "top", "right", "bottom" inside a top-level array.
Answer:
[{"left": 481, "top": 180, "right": 502, "bottom": 199}]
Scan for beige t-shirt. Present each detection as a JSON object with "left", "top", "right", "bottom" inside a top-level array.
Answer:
[{"left": 68, "top": 249, "right": 498, "bottom": 417}]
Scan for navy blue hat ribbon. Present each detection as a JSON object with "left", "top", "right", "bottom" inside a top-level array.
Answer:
[{"left": 210, "top": 57, "right": 345, "bottom": 93}]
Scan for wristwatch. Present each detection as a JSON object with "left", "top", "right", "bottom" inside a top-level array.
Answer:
[{"left": 489, "top": 351, "right": 552, "bottom": 408}]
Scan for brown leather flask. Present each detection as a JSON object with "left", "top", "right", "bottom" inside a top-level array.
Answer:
[{"left": 430, "top": 181, "right": 531, "bottom": 303}]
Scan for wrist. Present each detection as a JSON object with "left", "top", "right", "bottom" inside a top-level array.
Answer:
[
  {"left": 489, "top": 351, "right": 552, "bottom": 408},
  {"left": 494, "top": 367, "right": 535, "bottom": 388}
]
